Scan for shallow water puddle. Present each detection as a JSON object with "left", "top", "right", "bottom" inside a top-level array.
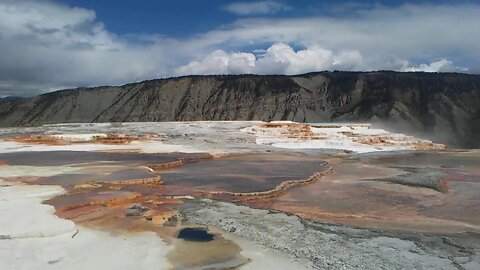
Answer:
[
  {"left": 178, "top": 227, "right": 214, "bottom": 242},
  {"left": 168, "top": 227, "right": 248, "bottom": 270}
]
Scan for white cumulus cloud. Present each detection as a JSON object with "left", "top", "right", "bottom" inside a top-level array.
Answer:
[
  {"left": 175, "top": 50, "right": 256, "bottom": 75},
  {"left": 404, "top": 59, "right": 453, "bottom": 72},
  {"left": 175, "top": 43, "right": 365, "bottom": 76}
]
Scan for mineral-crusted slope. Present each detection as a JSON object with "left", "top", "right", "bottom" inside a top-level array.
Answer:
[{"left": 1, "top": 72, "right": 479, "bottom": 147}]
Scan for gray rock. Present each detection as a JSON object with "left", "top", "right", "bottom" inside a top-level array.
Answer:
[
  {"left": 182, "top": 199, "right": 480, "bottom": 270},
  {"left": 1, "top": 72, "right": 479, "bottom": 147},
  {"left": 125, "top": 204, "right": 149, "bottom": 217}
]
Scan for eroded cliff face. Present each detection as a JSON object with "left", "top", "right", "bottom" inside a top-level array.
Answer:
[{"left": 0, "top": 71, "right": 479, "bottom": 147}]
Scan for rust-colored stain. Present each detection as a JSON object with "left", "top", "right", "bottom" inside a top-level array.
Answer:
[
  {"left": 5, "top": 135, "right": 69, "bottom": 145},
  {"left": 256, "top": 122, "right": 446, "bottom": 150},
  {"left": 3, "top": 133, "right": 161, "bottom": 146},
  {"left": 1, "top": 148, "right": 479, "bottom": 234},
  {"left": 244, "top": 153, "right": 480, "bottom": 233},
  {"left": 91, "top": 133, "right": 159, "bottom": 144},
  {"left": 4, "top": 151, "right": 329, "bottom": 236}
]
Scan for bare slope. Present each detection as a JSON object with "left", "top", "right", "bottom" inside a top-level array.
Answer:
[{"left": 0, "top": 71, "right": 479, "bottom": 147}]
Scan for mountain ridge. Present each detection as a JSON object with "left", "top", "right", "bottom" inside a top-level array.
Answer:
[{"left": 1, "top": 71, "right": 479, "bottom": 147}]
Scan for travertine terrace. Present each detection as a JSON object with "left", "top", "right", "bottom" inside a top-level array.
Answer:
[
  {"left": 245, "top": 121, "right": 446, "bottom": 152},
  {"left": 0, "top": 121, "right": 478, "bottom": 270}
]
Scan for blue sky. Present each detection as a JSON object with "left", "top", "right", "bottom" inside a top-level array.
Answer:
[
  {"left": 59, "top": 0, "right": 465, "bottom": 37},
  {"left": 0, "top": 0, "right": 479, "bottom": 96},
  {"left": 60, "top": 0, "right": 236, "bottom": 38}
]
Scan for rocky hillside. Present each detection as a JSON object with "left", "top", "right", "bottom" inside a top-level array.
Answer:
[
  {"left": 1, "top": 71, "right": 479, "bottom": 147},
  {"left": 0, "top": 96, "right": 22, "bottom": 103}
]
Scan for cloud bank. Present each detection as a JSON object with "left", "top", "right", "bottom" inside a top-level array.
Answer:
[
  {"left": 0, "top": 1, "right": 479, "bottom": 96},
  {"left": 0, "top": 0, "right": 167, "bottom": 96},
  {"left": 175, "top": 43, "right": 456, "bottom": 76}
]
